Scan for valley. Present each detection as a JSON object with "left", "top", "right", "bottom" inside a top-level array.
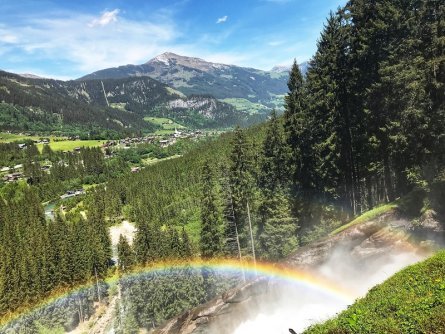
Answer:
[{"left": 0, "top": 0, "right": 444, "bottom": 333}]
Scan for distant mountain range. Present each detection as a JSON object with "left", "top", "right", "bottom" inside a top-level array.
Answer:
[
  {"left": 0, "top": 70, "right": 256, "bottom": 136},
  {"left": 79, "top": 52, "right": 307, "bottom": 113},
  {"left": 0, "top": 53, "right": 309, "bottom": 136}
]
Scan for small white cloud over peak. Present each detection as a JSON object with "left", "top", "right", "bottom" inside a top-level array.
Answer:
[
  {"left": 0, "top": 33, "right": 18, "bottom": 44},
  {"left": 88, "top": 9, "right": 120, "bottom": 27},
  {"left": 216, "top": 15, "right": 228, "bottom": 24}
]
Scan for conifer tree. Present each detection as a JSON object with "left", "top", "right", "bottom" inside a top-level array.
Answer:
[
  {"left": 229, "top": 127, "right": 253, "bottom": 247},
  {"left": 259, "top": 110, "right": 287, "bottom": 191},
  {"left": 200, "top": 162, "right": 222, "bottom": 258},
  {"left": 118, "top": 235, "right": 134, "bottom": 272}
]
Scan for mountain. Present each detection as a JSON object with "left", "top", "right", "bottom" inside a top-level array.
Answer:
[
  {"left": 270, "top": 61, "right": 309, "bottom": 75},
  {"left": 0, "top": 71, "right": 253, "bottom": 136},
  {"left": 19, "top": 73, "right": 44, "bottom": 79},
  {"left": 78, "top": 52, "right": 290, "bottom": 112}
]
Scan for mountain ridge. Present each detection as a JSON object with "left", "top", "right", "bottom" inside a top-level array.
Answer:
[
  {"left": 0, "top": 70, "right": 255, "bottom": 134},
  {"left": 78, "top": 52, "right": 295, "bottom": 113}
]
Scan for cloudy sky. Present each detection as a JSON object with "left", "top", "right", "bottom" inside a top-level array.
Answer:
[{"left": 0, "top": 0, "right": 345, "bottom": 80}]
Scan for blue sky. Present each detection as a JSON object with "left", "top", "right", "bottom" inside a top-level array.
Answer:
[{"left": 0, "top": 0, "right": 345, "bottom": 80}]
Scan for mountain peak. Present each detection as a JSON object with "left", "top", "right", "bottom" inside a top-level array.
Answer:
[
  {"left": 146, "top": 52, "right": 226, "bottom": 72},
  {"left": 150, "top": 52, "right": 182, "bottom": 65}
]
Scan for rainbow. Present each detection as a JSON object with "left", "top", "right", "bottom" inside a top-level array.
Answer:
[
  {"left": 0, "top": 259, "right": 354, "bottom": 329},
  {"left": 124, "top": 258, "right": 355, "bottom": 302}
]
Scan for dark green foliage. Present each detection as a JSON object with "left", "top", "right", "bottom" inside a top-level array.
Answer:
[
  {"left": 115, "top": 268, "right": 240, "bottom": 332},
  {"left": 0, "top": 185, "right": 111, "bottom": 316},
  {"left": 200, "top": 162, "right": 223, "bottom": 258},
  {"left": 118, "top": 235, "right": 135, "bottom": 272},
  {"left": 258, "top": 187, "right": 298, "bottom": 260},
  {"left": 0, "top": 287, "right": 104, "bottom": 333}
]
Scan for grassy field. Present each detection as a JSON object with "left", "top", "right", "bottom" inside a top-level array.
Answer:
[
  {"left": 220, "top": 98, "right": 270, "bottom": 114},
  {"left": 0, "top": 132, "right": 105, "bottom": 152},
  {"left": 144, "top": 117, "right": 186, "bottom": 135},
  {"left": 142, "top": 155, "right": 182, "bottom": 166},
  {"left": 37, "top": 140, "right": 105, "bottom": 152},
  {"left": 144, "top": 117, "right": 185, "bottom": 129},
  {"left": 0, "top": 132, "right": 50, "bottom": 143},
  {"left": 109, "top": 102, "right": 127, "bottom": 111}
]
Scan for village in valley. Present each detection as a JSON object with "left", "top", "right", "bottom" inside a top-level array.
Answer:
[{"left": 0, "top": 124, "right": 209, "bottom": 185}]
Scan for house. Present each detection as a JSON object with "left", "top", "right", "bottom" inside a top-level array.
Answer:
[
  {"left": 0, "top": 166, "right": 10, "bottom": 173},
  {"left": 131, "top": 167, "right": 141, "bottom": 173},
  {"left": 4, "top": 172, "right": 23, "bottom": 182}
]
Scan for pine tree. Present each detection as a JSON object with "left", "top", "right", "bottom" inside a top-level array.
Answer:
[
  {"left": 229, "top": 127, "right": 253, "bottom": 248},
  {"left": 180, "top": 227, "right": 192, "bottom": 259},
  {"left": 259, "top": 110, "right": 287, "bottom": 191},
  {"left": 118, "top": 235, "right": 134, "bottom": 272},
  {"left": 258, "top": 186, "right": 298, "bottom": 260},
  {"left": 200, "top": 162, "right": 222, "bottom": 259}
]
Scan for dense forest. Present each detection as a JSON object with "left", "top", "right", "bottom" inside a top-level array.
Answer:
[{"left": 0, "top": 0, "right": 444, "bottom": 332}]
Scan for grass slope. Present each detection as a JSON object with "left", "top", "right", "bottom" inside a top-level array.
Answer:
[
  {"left": 330, "top": 203, "right": 398, "bottom": 235},
  {"left": 0, "top": 132, "right": 42, "bottom": 143},
  {"left": 304, "top": 251, "right": 445, "bottom": 334},
  {"left": 36, "top": 140, "right": 105, "bottom": 152}
]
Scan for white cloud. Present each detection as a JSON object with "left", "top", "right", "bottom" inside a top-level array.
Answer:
[
  {"left": 1, "top": 9, "right": 178, "bottom": 76},
  {"left": 216, "top": 15, "right": 228, "bottom": 24},
  {"left": 88, "top": 9, "right": 120, "bottom": 27},
  {"left": 0, "top": 33, "right": 18, "bottom": 44},
  {"left": 267, "top": 40, "right": 284, "bottom": 47}
]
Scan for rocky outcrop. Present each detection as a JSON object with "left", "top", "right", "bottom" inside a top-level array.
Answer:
[{"left": 153, "top": 209, "right": 443, "bottom": 334}]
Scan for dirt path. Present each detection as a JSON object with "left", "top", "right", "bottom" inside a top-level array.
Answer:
[{"left": 87, "top": 294, "right": 118, "bottom": 334}]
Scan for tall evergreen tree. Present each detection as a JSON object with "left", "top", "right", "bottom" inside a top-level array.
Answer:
[
  {"left": 118, "top": 235, "right": 135, "bottom": 272},
  {"left": 200, "top": 162, "right": 222, "bottom": 259},
  {"left": 229, "top": 127, "right": 253, "bottom": 248}
]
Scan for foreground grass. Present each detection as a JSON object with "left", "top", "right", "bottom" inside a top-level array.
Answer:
[{"left": 304, "top": 251, "right": 445, "bottom": 334}]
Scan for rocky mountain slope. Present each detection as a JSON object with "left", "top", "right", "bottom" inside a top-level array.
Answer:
[
  {"left": 0, "top": 70, "right": 251, "bottom": 132},
  {"left": 78, "top": 52, "right": 293, "bottom": 112}
]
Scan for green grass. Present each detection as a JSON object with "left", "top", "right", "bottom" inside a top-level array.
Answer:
[
  {"left": 109, "top": 102, "right": 127, "bottom": 111},
  {"left": 220, "top": 98, "right": 270, "bottom": 114},
  {"left": 143, "top": 117, "right": 185, "bottom": 131},
  {"left": 0, "top": 132, "right": 55, "bottom": 143},
  {"left": 304, "top": 251, "right": 445, "bottom": 334},
  {"left": 36, "top": 140, "right": 105, "bottom": 152},
  {"left": 0, "top": 132, "right": 100, "bottom": 153},
  {"left": 330, "top": 202, "right": 398, "bottom": 236},
  {"left": 142, "top": 155, "right": 182, "bottom": 166}
]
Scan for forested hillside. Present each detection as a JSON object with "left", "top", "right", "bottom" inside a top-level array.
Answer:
[
  {"left": 0, "top": 72, "right": 144, "bottom": 138},
  {"left": 0, "top": 71, "right": 253, "bottom": 136}
]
